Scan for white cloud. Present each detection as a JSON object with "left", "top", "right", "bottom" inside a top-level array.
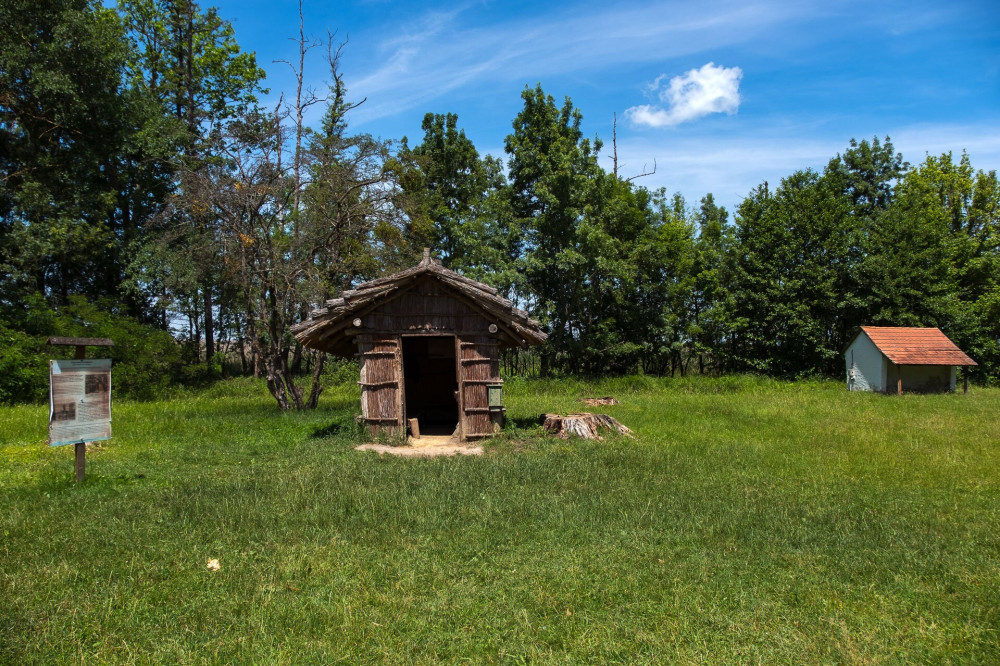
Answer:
[{"left": 626, "top": 62, "right": 743, "bottom": 128}]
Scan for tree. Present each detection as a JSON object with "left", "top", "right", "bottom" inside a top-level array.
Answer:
[
  {"left": 397, "top": 113, "right": 503, "bottom": 272},
  {"left": 858, "top": 152, "right": 1000, "bottom": 378},
  {"left": 157, "top": 34, "right": 406, "bottom": 409},
  {"left": 504, "top": 85, "right": 604, "bottom": 373},
  {"left": 687, "top": 193, "right": 729, "bottom": 373},
  {"left": 721, "top": 167, "right": 854, "bottom": 376},
  {"left": 627, "top": 189, "right": 696, "bottom": 376},
  {"left": 302, "top": 40, "right": 405, "bottom": 297},
  {"left": 836, "top": 136, "right": 907, "bottom": 218},
  {"left": 118, "top": 0, "right": 265, "bottom": 368},
  {"left": 0, "top": 0, "right": 149, "bottom": 309}
]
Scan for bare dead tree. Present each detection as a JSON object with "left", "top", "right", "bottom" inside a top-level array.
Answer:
[
  {"left": 625, "top": 159, "right": 656, "bottom": 183},
  {"left": 610, "top": 111, "right": 656, "bottom": 182},
  {"left": 274, "top": 0, "right": 327, "bottom": 228},
  {"left": 612, "top": 112, "right": 619, "bottom": 177}
]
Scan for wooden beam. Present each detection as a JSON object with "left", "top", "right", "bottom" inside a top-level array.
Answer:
[{"left": 47, "top": 336, "right": 114, "bottom": 347}]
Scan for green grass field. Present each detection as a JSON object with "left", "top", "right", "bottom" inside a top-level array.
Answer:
[{"left": 1, "top": 376, "right": 998, "bottom": 664}]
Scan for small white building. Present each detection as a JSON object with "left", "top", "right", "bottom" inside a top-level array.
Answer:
[{"left": 845, "top": 327, "right": 976, "bottom": 393}]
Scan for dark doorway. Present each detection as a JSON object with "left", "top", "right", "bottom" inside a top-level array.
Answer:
[{"left": 402, "top": 336, "right": 459, "bottom": 436}]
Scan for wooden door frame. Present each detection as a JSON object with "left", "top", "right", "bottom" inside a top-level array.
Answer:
[{"left": 399, "top": 333, "right": 461, "bottom": 440}]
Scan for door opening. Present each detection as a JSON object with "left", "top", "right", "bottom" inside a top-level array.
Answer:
[{"left": 402, "top": 336, "right": 459, "bottom": 436}]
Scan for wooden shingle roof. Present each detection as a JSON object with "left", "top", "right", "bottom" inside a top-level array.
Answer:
[
  {"left": 858, "top": 326, "right": 977, "bottom": 366},
  {"left": 291, "top": 253, "right": 547, "bottom": 356}
]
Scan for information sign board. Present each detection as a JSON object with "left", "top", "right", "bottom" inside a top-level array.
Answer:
[{"left": 49, "top": 359, "right": 112, "bottom": 446}]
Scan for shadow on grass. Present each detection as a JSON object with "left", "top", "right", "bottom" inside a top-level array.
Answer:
[
  {"left": 508, "top": 415, "right": 544, "bottom": 429},
  {"left": 310, "top": 421, "right": 345, "bottom": 439},
  {"left": 309, "top": 416, "right": 364, "bottom": 441},
  {"left": 12, "top": 466, "right": 151, "bottom": 501}
]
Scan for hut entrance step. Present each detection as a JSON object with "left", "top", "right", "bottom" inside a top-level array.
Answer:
[{"left": 402, "top": 335, "right": 459, "bottom": 436}]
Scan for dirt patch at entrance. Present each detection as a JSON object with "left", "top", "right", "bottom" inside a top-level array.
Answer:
[{"left": 355, "top": 435, "right": 484, "bottom": 458}]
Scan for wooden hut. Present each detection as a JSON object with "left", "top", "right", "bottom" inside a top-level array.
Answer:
[
  {"left": 292, "top": 250, "right": 547, "bottom": 440},
  {"left": 844, "top": 326, "right": 977, "bottom": 394}
]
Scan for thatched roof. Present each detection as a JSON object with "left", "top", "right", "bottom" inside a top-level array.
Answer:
[{"left": 291, "top": 251, "right": 547, "bottom": 356}]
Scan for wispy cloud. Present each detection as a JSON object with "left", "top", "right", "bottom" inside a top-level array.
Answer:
[
  {"left": 626, "top": 62, "right": 743, "bottom": 128},
  {"left": 606, "top": 122, "right": 1000, "bottom": 214},
  {"left": 340, "top": 1, "right": 802, "bottom": 126}
]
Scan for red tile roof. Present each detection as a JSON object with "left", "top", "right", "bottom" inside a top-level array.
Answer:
[{"left": 860, "top": 327, "right": 977, "bottom": 366}]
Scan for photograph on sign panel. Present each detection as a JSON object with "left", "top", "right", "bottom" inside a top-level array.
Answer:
[
  {"left": 53, "top": 402, "right": 77, "bottom": 421},
  {"left": 85, "top": 373, "right": 109, "bottom": 395}
]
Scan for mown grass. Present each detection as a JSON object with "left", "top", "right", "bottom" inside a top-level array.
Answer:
[{"left": 1, "top": 375, "right": 998, "bottom": 664}]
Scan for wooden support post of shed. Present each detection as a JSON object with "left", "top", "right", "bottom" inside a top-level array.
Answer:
[
  {"left": 964, "top": 366, "right": 969, "bottom": 394},
  {"left": 46, "top": 337, "right": 114, "bottom": 483},
  {"left": 73, "top": 344, "right": 86, "bottom": 482}
]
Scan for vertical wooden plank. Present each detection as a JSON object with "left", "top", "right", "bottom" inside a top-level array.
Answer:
[
  {"left": 457, "top": 335, "right": 501, "bottom": 438},
  {"left": 357, "top": 335, "right": 402, "bottom": 436},
  {"left": 74, "top": 344, "right": 86, "bottom": 482},
  {"left": 454, "top": 335, "right": 464, "bottom": 441},
  {"left": 358, "top": 335, "right": 370, "bottom": 422},
  {"left": 394, "top": 334, "right": 404, "bottom": 431},
  {"left": 74, "top": 442, "right": 85, "bottom": 483},
  {"left": 964, "top": 366, "right": 969, "bottom": 394}
]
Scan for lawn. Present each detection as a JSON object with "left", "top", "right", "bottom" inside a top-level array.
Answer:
[{"left": 1, "top": 375, "right": 998, "bottom": 664}]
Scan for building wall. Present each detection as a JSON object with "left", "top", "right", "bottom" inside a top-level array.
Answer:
[
  {"left": 899, "top": 364, "right": 953, "bottom": 392},
  {"left": 358, "top": 334, "right": 403, "bottom": 435},
  {"left": 361, "top": 277, "right": 493, "bottom": 337},
  {"left": 846, "top": 333, "right": 886, "bottom": 392},
  {"left": 356, "top": 278, "right": 501, "bottom": 440}
]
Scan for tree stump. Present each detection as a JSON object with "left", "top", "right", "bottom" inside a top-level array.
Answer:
[{"left": 541, "top": 413, "right": 632, "bottom": 439}]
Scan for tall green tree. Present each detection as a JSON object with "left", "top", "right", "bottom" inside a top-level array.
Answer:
[
  {"left": 504, "top": 85, "right": 604, "bottom": 373},
  {"left": 688, "top": 193, "right": 729, "bottom": 373},
  {"left": 0, "top": 0, "right": 149, "bottom": 309},
  {"left": 721, "top": 168, "right": 854, "bottom": 376},
  {"left": 118, "top": 0, "right": 264, "bottom": 155},
  {"left": 303, "top": 53, "right": 403, "bottom": 297},
  {"left": 397, "top": 112, "right": 504, "bottom": 273},
  {"left": 118, "top": 0, "right": 265, "bottom": 366},
  {"left": 859, "top": 151, "right": 1000, "bottom": 377}
]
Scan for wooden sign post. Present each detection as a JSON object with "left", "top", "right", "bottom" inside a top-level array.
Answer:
[{"left": 46, "top": 337, "right": 114, "bottom": 483}]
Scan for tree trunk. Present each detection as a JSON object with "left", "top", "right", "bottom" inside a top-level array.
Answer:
[
  {"left": 238, "top": 336, "right": 248, "bottom": 375},
  {"left": 203, "top": 282, "right": 214, "bottom": 372},
  {"left": 305, "top": 351, "right": 325, "bottom": 409}
]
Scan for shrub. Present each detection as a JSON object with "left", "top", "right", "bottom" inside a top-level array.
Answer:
[
  {"left": 0, "top": 324, "right": 49, "bottom": 404},
  {"left": 0, "top": 295, "right": 183, "bottom": 404}
]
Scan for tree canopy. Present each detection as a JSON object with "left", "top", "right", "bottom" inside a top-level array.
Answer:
[{"left": 2, "top": 2, "right": 998, "bottom": 407}]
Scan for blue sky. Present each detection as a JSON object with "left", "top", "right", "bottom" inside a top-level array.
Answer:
[{"left": 215, "top": 0, "right": 998, "bottom": 214}]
